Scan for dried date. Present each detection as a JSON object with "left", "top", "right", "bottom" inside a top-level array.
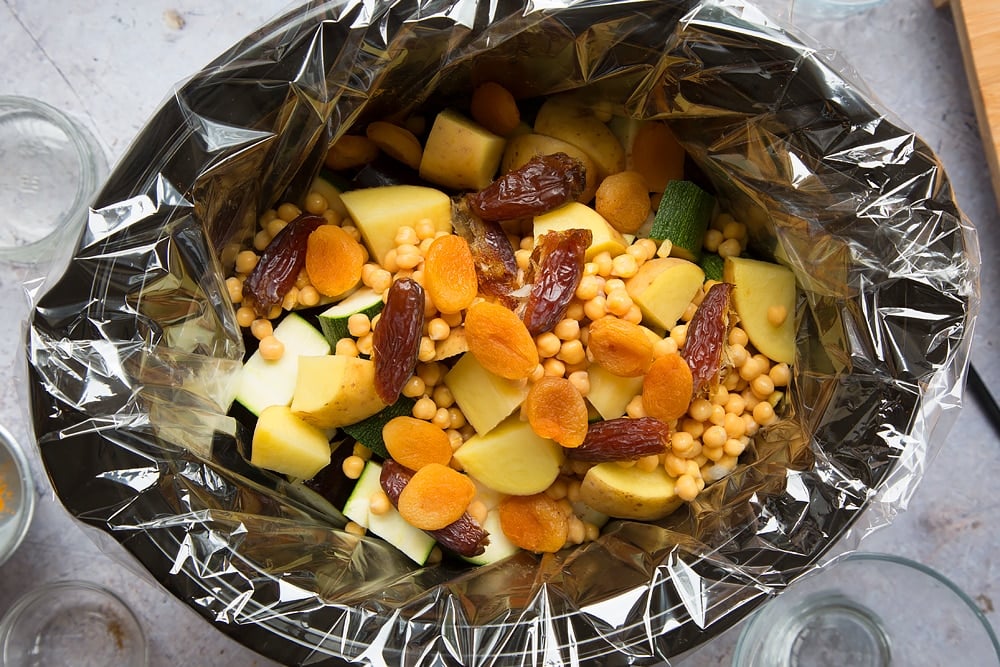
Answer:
[
  {"left": 468, "top": 153, "right": 586, "bottom": 221},
  {"left": 243, "top": 214, "right": 324, "bottom": 316},
  {"left": 372, "top": 278, "right": 425, "bottom": 404},
  {"left": 380, "top": 460, "right": 490, "bottom": 557},
  {"left": 567, "top": 417, "right": 671, "bottom": 462},
  {"left": 451, "top": 198, "right": 519, "bottom": 305},
  {"left": 683, "top": 282, "right": 733, "bottom": 396},
  {"left": 523, "top": 229, "right": 592, "bottom": 336}
]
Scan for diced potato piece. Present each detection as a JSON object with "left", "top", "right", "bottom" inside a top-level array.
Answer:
[
  {"left": 251, "top": 405, "right": 332, "bottom": 479},
  {"left": 419, "top": 109, "right": 506, "bottom": 191},
  {"left": 608, "top": 117, "right": 685, "bottom": 193},
  {"left": 580, "top": 463, "right": 682, "bottom": 520},
  {"left": 444, "top": 352, "right": 528, "bottom": 435},
  {"left": 533, "top": 100, "right": 625, "bottom": 179},
  {"left": 340, "top": 185, "right": 451, "bottom": 265},
  {"left": 290, "top": 356, "right": 386, "bottom": 429},
  {"left": 625, "top": 257, "right": 705, "bottom": 330},
  {"left": 586, "top": 364, "right": 644, "bottom": 420},
  {"left": 723, "top": 256, "right": 796, "bottom": 364},
  {"left": 533, "top": 202, "right": 627, "bottom": 260},
  {"left": 454, "top": 416, "right": 564, "bottom": 495},
  {"left": 501, "top": 133, "right": 600, "bottom": 203}
]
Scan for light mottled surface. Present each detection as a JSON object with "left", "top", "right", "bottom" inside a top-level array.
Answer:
[{"left": 0, "top": 1, "right": 996, "bottom": 665}]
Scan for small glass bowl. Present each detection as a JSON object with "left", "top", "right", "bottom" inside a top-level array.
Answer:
[
  {"left": 0, "top": 424, "right": 35, "bottom": 567},
  {"left": 0, "top": 581, "right": 148, "bottom": 667},
  {"left": 0, "top": 96, "right": 107, "bottom": 265},
  {"left": 733, "top": 552, "right": 1000, "bottom": 667}
]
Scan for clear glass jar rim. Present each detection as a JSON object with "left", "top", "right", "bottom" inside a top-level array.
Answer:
[
  {"left": 0, "top": 95, "right": 107, "bottom": 259},
  {"left": 0, "top": 579, "right": 148, "bottom": 666},
  {"left": 731, "top": 551, "right": 1000, "bottom": 664}
]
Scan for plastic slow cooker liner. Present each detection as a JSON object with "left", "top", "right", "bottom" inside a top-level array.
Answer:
[{"left": 24, "top": 0, "right": 979, "bottom": 664}]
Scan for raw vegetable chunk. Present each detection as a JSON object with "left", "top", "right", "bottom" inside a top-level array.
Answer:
[
  {"left": 251, "top": 405, "right": 332, "bottom": 479},
  {"left": 625, "top": 257, "right": 705, "bottom": 331},
  {"left": 419, "top": 109, "right": 506, "bottom": 191},
  {"left": 649, "top": 180, "right": 715, "bottom": 262},
  {"left": 580, "top": 463, "right": 682, "bottom": 521},
  {"left": 290, "top": 356, "right": 386, "bottom": 429},
  {"left": 444, "top": 352, "right": 529, "bottom": 435},
  {"left": 340, "top": 185, "right": 451, "bottom": 265},
  {"left": 318, "top": 287, "right": 383, "bottom": 346},
  {"left": 235, "top": 313, "right": 330, "bottom": 416},
  {"left": 723, "top": 256, "right": 797, "bottom": 364},
  {"left": 453, "top": 416, "right": 564, "bottom": 496},
  {"left": 533, "top": 202, "right": 627, "bottom": 260}
]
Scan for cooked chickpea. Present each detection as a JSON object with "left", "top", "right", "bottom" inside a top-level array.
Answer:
[
  {"left": 529, "top": 363, "right": 545, "bottom": 382},
  {"left": 342, "top": 455, "right": 366, "bottom": 479},
  {"left": 369, "top": 490, "right": 392, "bottom": 515},
  {"left": 625, "top": 395, "right": 647, "bottom": 418},
  {"left": 236, "top": 306, "right": 256, "bottom": 328},
  {"left": 718, "top": 238, "right": 741, "bottom": 258},
  {"left": 770, "top": 362, "right": 791, "bottom": 387},
  {"left": 767, "top": 304, "right": 788, "bottom": 327},
  {"left": 543, "top": 358, "right": 566, "bottom": 377},
  {"left": 576, "top": 275, "right": 602, "bottom": 301},
  {"left": 277, "top": 202, "right": 301, "bottom": 222},
  {"left": 669, "top": 324, "right": 687, "bottom": 347},
  {"left": 356, "top": 333, "right": 374, "bottom": 356},
  {"left": 413, "top": 397, "right": 437, "bottom": 420},
  {"left": 369, "top": 269, "right": 392, "bottom": 294},
  {"left": 653, "top": 337, "right": 679, "bottom": 358},
  {"left": 335, "top": 338, "right": 359, "bottom": 357},
  {"left": 225, "top": 277, "right": 243, "bottom": 303},
  {"left": 557, "top": 339, "right": 587, "bottom": 365},
  {"left": 724, "top": 438, "right": 746, "bottom": 458},
  {"left": 751, "top": 373, "right": 775, "bottom": 398},
  {"left": 432, "top": 385, "right": 454, "bottom": 409},
  {"left": 417, "top": 362, "right": 444, "bottom": 388},
  {"left": 235, "top": 250, "right": 259, "bottom": 275},
  {"left": 675, "top": 474, "right": 699, "bottom": 502},
  {"left": 250, "top": 318, "right": 273, "bottom": 340},
  {"left": 583, "top": 295, "right": 607, "bottom": 321},
  {"left": 536, "top": 332, "right": 562, "bottom": 358},
  {"left": 593, "top": 251, "right": 613, "bottom": 277},
  {"left": 703, "top": 229, "right": 724, "bottom": 253},
  {"left": 703, "top": 424, "right": 727, "bottom": 449},
  {"left": 401, "top": 375, "right": 426, "bottom": 398},
  {"left": 432, "top": 407, "right": 452, "bottom": 429},
  {"left": 671, "top": 431, "right": 695, "bottom": 457},
  {"left": 252, "top": 230, "right": 270, "bottom": 251},
  {"left": 344, "top": 521, "right": 366, "bottom": 536},
  {"left": 567, "top": 370, "right": 590, "bottom": 396},
  {"left": 394, "top": 226, "right": 418, "bottom": 247},
  {"left": 723, "top": 412, "right": 746, "bottom": 438},
  {"left": 729, "top": 327, "right": 749, "bottom": 347},
  {"left": 610, "top": 253, "right": 639, "bottom": 279},
  {"left": 347, "top": 313, "right": 371, "bottom": 337},
  {"left": 418, "top": 336, "right": 437, "bottom": 362},
  {"left": 681, "top": 417, "right": 704, "bottom": 439},
  {"left": 688, "top": 398, "right": 713, "bottom": 422},
  {"left": 605, "top": 288, "right": 633, "bottom": 317},
  {"left": 427, "top": 317, "right": 450, "bottom": 341},
  {"left": 298, "top": 285, "right": 320, "bottom": 307},
  {"left": 448, "top": 407, "right": 466, "bottom": 429},
  {"left": 753, "top": 400, "right": 775, "bottom": 425},
  {"left": 258, "top": 335, "right": 284, "bottom": 361},
  {"left": 554, "top": 318, "right": 580, "bottom": 341}
]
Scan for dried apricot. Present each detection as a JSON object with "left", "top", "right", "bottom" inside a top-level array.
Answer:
[
  {"left": 397, "top": 463, "right": 476, "bottom": 531},
  {"left": 525, "top": 377, "right": 588, "bottom": 447},
  {"left": 642, "top": 352, "right": 694, "bottom": 422},
  {"left": 498, "top": 493, "right": 568, "bottom": 553},
  {"left": 305, "top": 224, "right": 366, "bottom": 297},
  {"left": 587, "top": 317, "right": 654, "bottom": 377},
  {"left": 424, "top": 235, "right": 478, "bottom": 314},
  {"left": 469, "top": 82, "right": 521, "bottom": 137},
  {"left": 382, "top": 416, "right": 453, "bottom": 470},
  {"left": 464, "top": 301, "right": 539, "bottom": 379}
]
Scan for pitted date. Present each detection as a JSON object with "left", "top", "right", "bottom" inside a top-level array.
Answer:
[
  {"left": 523, "top": 228, "right": 591, "bottom": 336},
  {"left": 372, "top": 278, "right": 425, "bottom": 404},
  {"left": 567, "top": 417, "right": 671, "bottom": 462},
  {"left": 243, "top": 214, "right": 324, "bottom": 316},
  {"left": 469, "top": 153, "right": 586, "bottom": 221},
  {"left": 683, "top": 282, "right": 733, "bottom": 396},
  {"left": 451, "top": 198, "right": 519, "bottom": 304},
  {"left": 380, "top": 460, "right": 490, "bottom": 557}
]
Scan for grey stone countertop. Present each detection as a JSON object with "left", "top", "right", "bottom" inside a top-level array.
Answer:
[{"left": 1, "top": 1, "right": 996, "bottom": 665}]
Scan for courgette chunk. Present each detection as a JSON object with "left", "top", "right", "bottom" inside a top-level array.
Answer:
[{"left": 649, "top": 180, "right": 715, "bottom": 262}]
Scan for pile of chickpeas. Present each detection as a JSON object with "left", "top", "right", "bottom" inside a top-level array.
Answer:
[{"left": 225, "top": 190, "right": 789, "bottom": 554}]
